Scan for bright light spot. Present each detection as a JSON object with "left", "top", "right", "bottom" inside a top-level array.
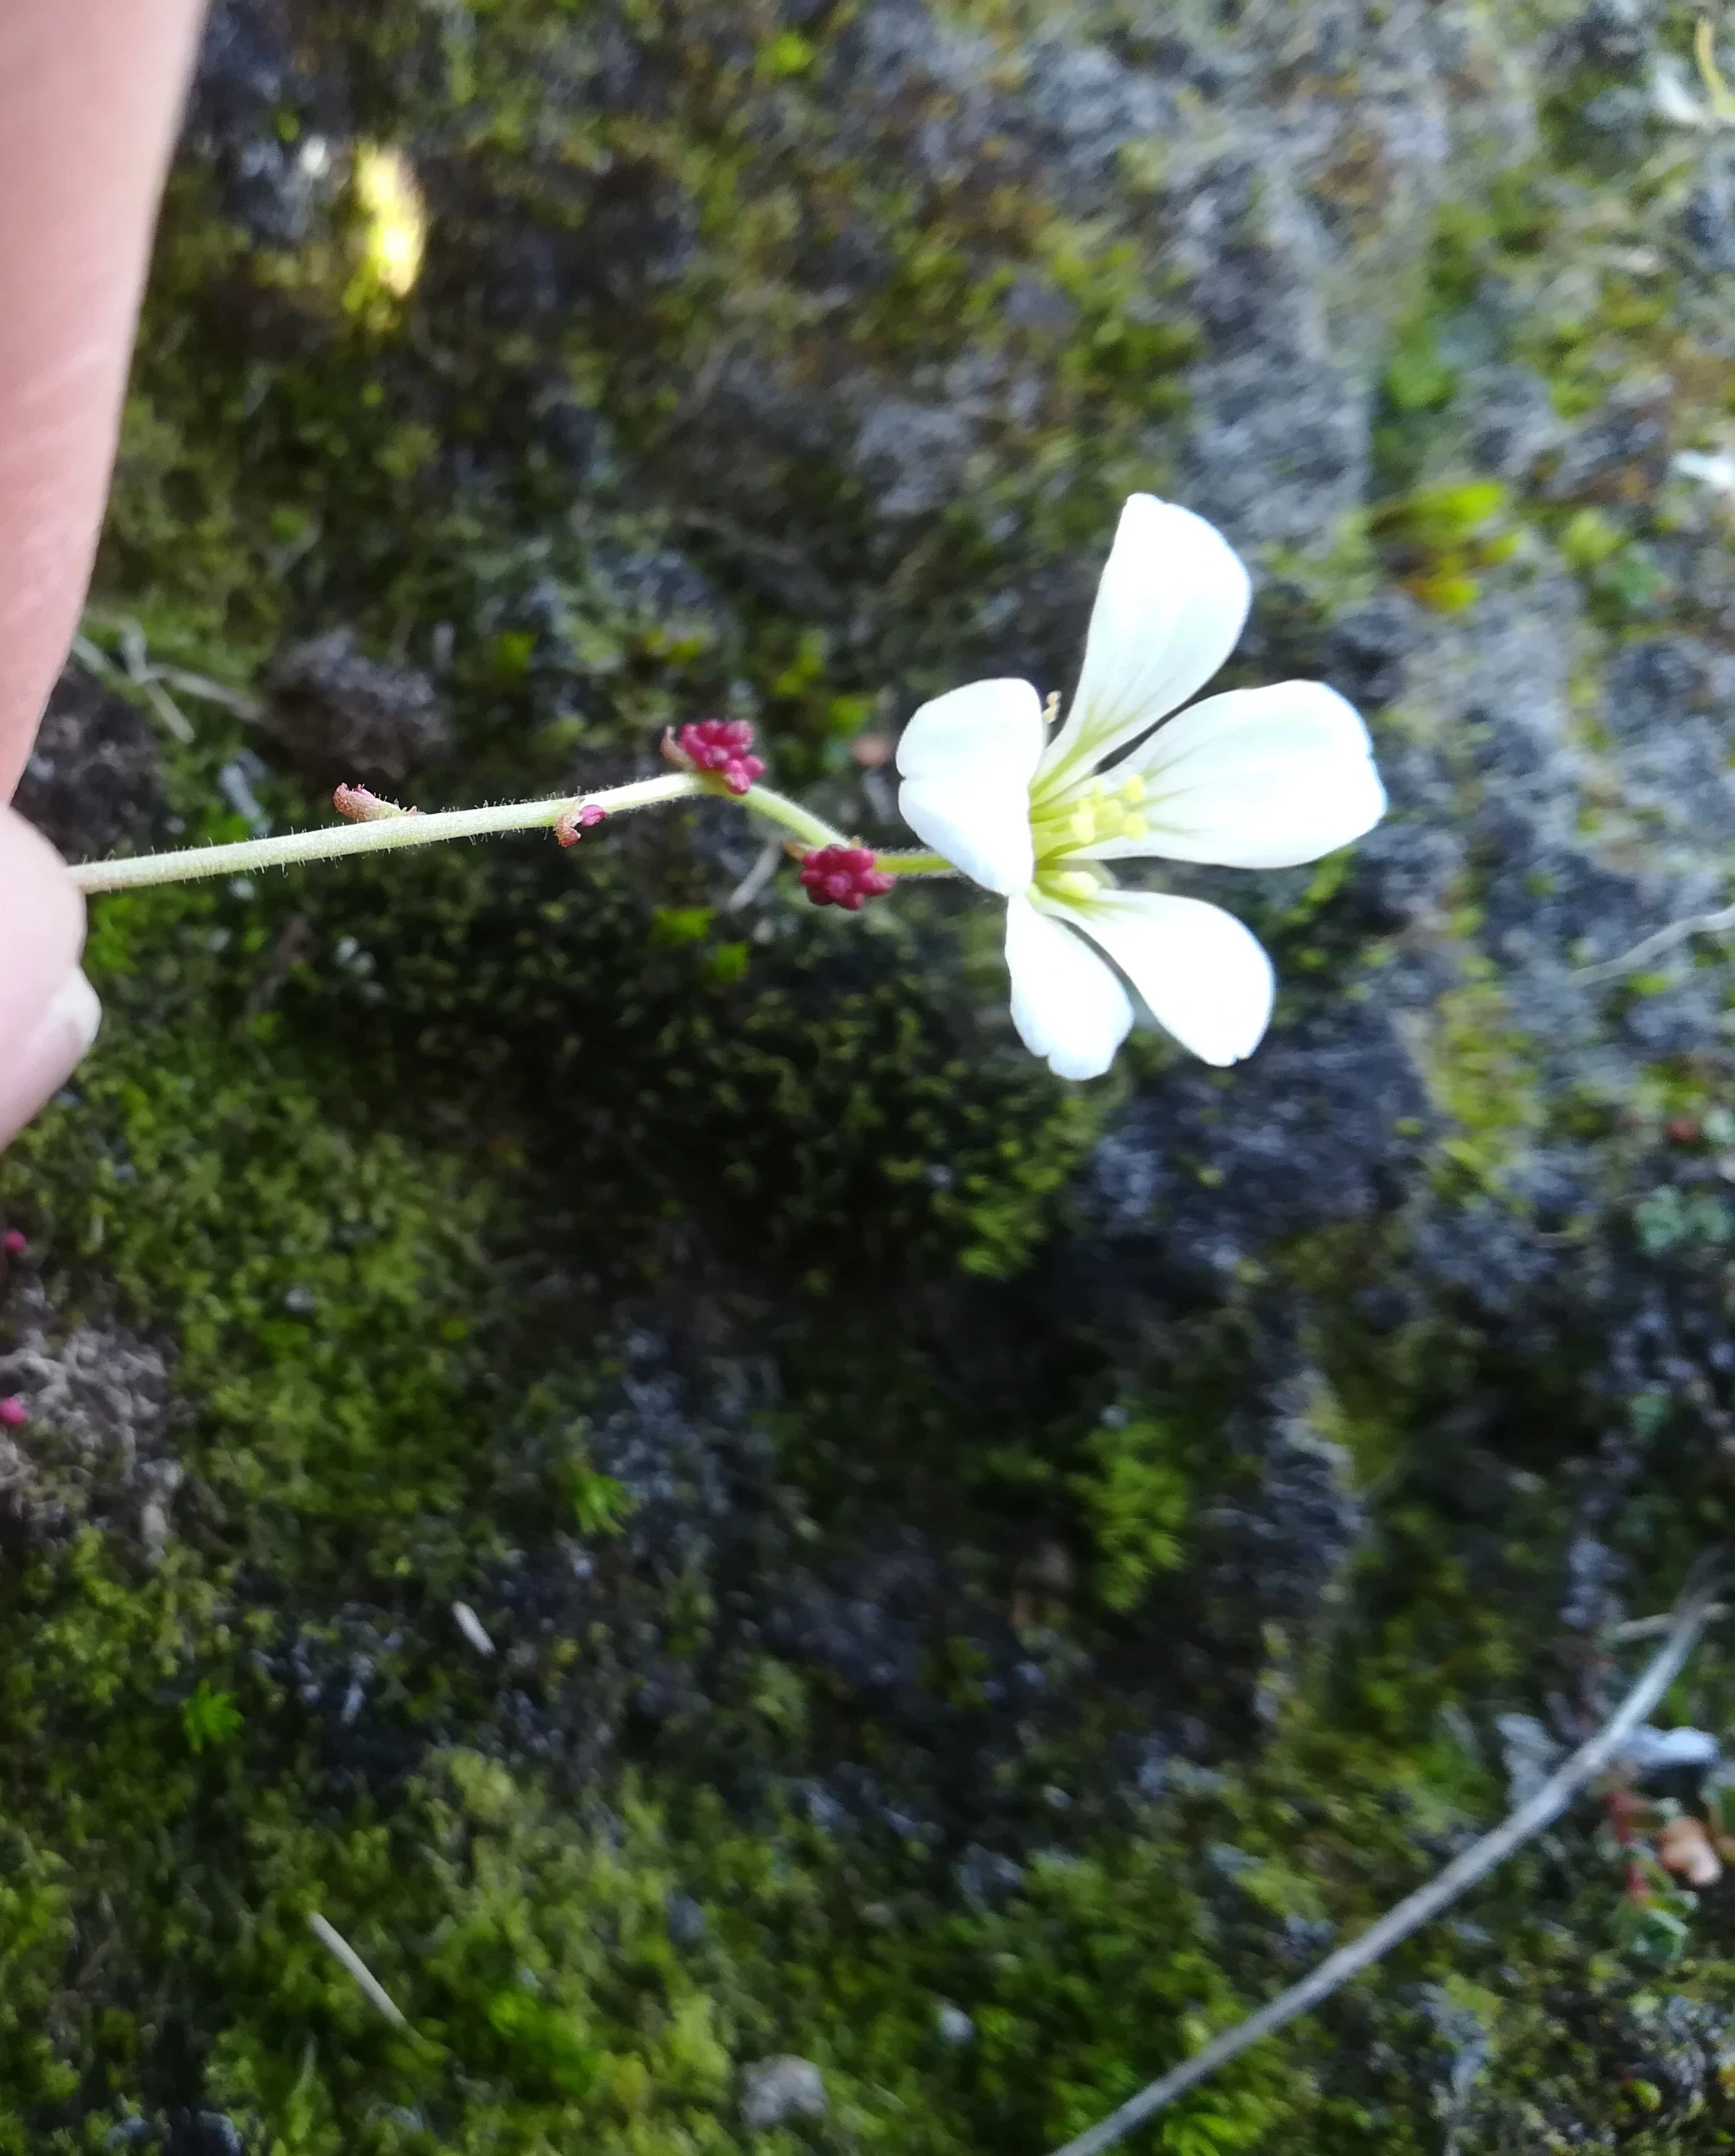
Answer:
[{"left": 354, "top": 143, "right": 426, "bottom": 299}]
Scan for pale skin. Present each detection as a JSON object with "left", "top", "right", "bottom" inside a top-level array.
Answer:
[{"left": 0, "top": 0, "right": 209, "bottom": 1146}]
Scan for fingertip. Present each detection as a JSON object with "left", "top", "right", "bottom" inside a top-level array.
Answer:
[
  {"left": 0, "top": 806, "right": 88, "bottom": 1140},
  {"left": 0, "top": 965, "right": 101, "bottom": 1147}
]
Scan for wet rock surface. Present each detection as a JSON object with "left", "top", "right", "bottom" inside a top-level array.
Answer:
[
  {"left": 14, "top": 665, "right": 167, "bottom": 860},
  {"left": 738, "top": 2055, "right": 828, "bottom": 2132},
  {"left": 262, "top": 629, "right": 449, "bottom": 786},
  {"left": 0, "top": 1273, "right": 184, "bottom": 1561},
  {"left": 14, "top": 0, "right": 1735, "bottom": 2149}
]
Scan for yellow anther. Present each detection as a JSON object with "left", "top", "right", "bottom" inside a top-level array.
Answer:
[
  {"left": 1119, "top": 775, "right": 1147, "bottom": 807},
  {"left": 1070, "top": 803, "right": 1098, "bottom": 845},
  {"left": 1120, "top": 814, "right": 1146, "bottom": 841},
  {"left": 1051, "top": 871, "right": 1100, "bottom": 902}
]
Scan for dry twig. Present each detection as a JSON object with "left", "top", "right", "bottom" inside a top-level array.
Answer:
[
  {"left": 307, "top": 1910, "right": 407, "bottom": 2027},
  {"left": 1573, "top": 904, "right": 1735, "bottom": 985},
  {"left": 1047, "top": 1564, "right": 1726, "bottom": 2156}
]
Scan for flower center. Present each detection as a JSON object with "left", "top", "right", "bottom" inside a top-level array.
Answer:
[
  {"left": 1028, "top": 773, "right": 1148, "bottom": 859},
  {"left": 1036, "top": 867, "right": 1109, "bottom": 905}
]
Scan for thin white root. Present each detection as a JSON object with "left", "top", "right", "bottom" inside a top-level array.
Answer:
[
  {"left": 1047, "top": 1564, "right": 1726, "bottom": 2156},
  {"left": 1574, "top": 904, "right": 1735, "bottom": 985},
  {"left": 307, "top": 1911, "right": 408, "bottom": 2026},
  {"left": 452, "top": 1600, "right": 496, "bottom": 1657}
]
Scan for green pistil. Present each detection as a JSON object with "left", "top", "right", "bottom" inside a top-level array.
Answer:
[{"left": 1034, "top": 862, "right": 1110, "bottom": 905}]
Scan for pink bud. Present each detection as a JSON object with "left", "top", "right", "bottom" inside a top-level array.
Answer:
[
  {"left": 797, "top": 845, "right": 897, "bottom": 912},
  {"left": 676, "top": 720, "right": 767, "bottom": 797},
  {"left": 333, "top": 783, "right": 418, "bottom": 823},
  {"left": 554, "top": 803, "right": 609, "bottom": 849},
  {"left": 0, "top": 1398, "right": 28, "bottom": 1429},
  {"left": 1, "top": 1231, "right": 25, "bottom": 1257}
]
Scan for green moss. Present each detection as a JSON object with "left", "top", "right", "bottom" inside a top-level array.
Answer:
[
  {"left": 1070, "top": 1412, "right": 1194, "bottom": 1613},
  {"left": 1418, "top": 968, "right": 1545, "bottom": 1191},
  {"left": 17, "top": 4, "right": 1735, "bottom": 2149},
  {"left": 1368, "top": 480, "right": 1519, "bottom": 613}
]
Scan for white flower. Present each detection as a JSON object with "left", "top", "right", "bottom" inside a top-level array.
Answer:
[{"left": 895, "top": 494, "right": 1386, "bottom": 1081}]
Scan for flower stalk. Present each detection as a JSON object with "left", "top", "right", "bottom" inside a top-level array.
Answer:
[
  {"left": 65, "top": 765, "right": 950, "bottom": 897},
  {"left": 65, "top": 491, "right": 1385, "bottom": 1083},
  {"left": 69, "top": 773, "right": 707, "bottom": 894}
]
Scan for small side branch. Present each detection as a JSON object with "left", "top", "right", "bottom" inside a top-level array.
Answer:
[{"left": 1047, "top": 1565, "right": 1726, "bottom": 2156}]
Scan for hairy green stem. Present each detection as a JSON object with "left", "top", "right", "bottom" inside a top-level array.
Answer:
[
  {"left": 67, "top": 770, "right": 957, "bottom": 898},
  {"left": 735, "top": 783, "right": 846, "bottom": 852},
  {"left": 67, "top": 774, "right": 707, "bottom": 894},
  {"left": 872, "top": 850, "right": 953, "bottom": 876}
]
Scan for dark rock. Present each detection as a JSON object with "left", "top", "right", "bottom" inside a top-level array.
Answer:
[
  {"left": 0, "top": 1278, "right": 182, "bottom": 1560},
  {"left": 1460, "top": 364, "right": 1567, "bottom": 480},
  {"left": 1545, "top": 390, "right": 1671, "bottom": 504},
  {"left": 1684, "top": 157, "right": 1735, "bottom": 272},
  {"left": 1622, "top": 1995, "right": 1735, "bottom": 2112},
  {"left": 14, "top": 664, "right": 165, "bottom": 860},
  {"left": 665, "top": 1890, "right": 707, "bottom": 1947},
  {"left": 772, "top": 1534, "right": 939, "bottom": 1702},
  {"left": 1183, "top": 349, "right": 1371, "bottom": 554},
  {"left": 954, "top": 1845, "right": 1025, "bottom": 1910},
  {"left": 184, "top": 0, "right": 339, "bottom": 246},
  {"left": 262, "top": 630, "right": 449, "bottom": 785},
  {"left": 1555, "top": 0, "right": 1652, "bottom": 69},
  {"left": 1198, "top": 1370, "right": 1364, "bottom": 1647},
  {"left": 1080, "top": 995, "right": 1435, "bottom": 1294},
  {"left": 1324, "top": 594, "right": 1427, "bottom": 711},
  {"left": 739, "top": 2055, "right": 828, "bottom": 2131},
  {"left": 163, "top": 2116, "right": 246, "bottom": 2156}
]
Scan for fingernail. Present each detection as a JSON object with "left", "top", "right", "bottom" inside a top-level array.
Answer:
[{"left": 0, "top": 971, "right": 101, "bottom": 1144}]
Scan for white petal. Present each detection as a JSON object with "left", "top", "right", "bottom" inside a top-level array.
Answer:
[
  {"left": 1036, "top": 494, "right": 1252, "bottom": 791},
  {"left": 1079, "top": 680, "right": 1386, "bottom": 869},
  {"left": 1004, "top": 892, "right": 1132, "bottom": 1081},
  {"left": 896, "top": 678, "right": 1044, "bottom": 896},
  {"left": 1652, "top": 57, "right": 1711, "bottom": 127},
  {"left": 1054, "top": 889, "right": 1274, "bottom": 1066}
]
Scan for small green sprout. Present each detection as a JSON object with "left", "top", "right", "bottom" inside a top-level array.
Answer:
[{"left": 181, "top": 1679, "right": 244, "bottom": 1755}]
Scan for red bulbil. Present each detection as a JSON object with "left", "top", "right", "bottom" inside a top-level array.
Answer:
[
  {"left": 1605, "top": 1786, "right": 1642, "bottom": 1847},
  {"left": 1, "top": 1231, "right": 25, "bottom": 1257},
  {"left": 554, "top": 802, "right": 609, "bottom": 848},
  {"left": 0, "top": 1398, "right": 26, "bottom": 1430},
  {"left": 333, "top": 783, "right": 417, "bottom": 823},
  {"left": 798, "top": 845, "right": 896, "bottom": 912},
  {"left": 676, "top": 719, "right": 766, "bottom": 797}
]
